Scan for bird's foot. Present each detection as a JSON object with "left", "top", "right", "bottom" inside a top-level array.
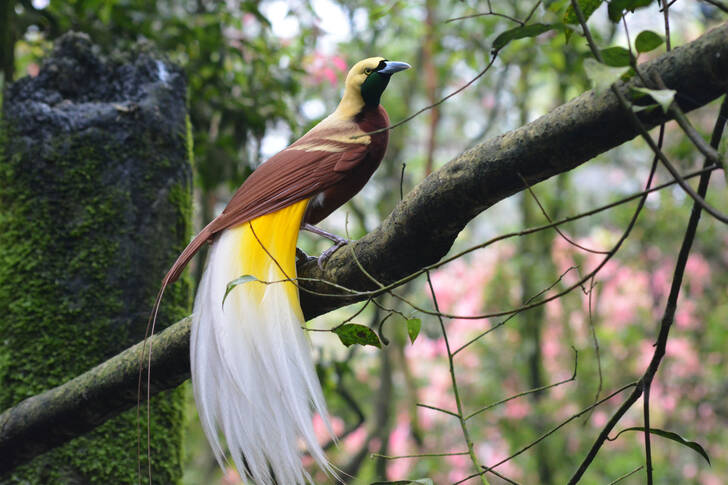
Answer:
[
  {"left": 301, "top": 223, "right": 351, "bottom": 270},
  {"left": 301, "top": 223, "right": 352, "bottom": 269},
  {"left": 317, "top": 239, "right": 349, "bottom": 270},
  {"left": 301, "top": 223, "right": 348, "bottom": 244}
]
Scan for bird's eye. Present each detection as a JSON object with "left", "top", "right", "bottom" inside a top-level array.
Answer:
[{"left": 364, "top": 67, "right": 372, "bottom": 75}]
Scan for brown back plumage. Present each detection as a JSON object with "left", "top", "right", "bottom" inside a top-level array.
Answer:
[{"left": 163, "top": 105, "right": 389, "bottom": 286}]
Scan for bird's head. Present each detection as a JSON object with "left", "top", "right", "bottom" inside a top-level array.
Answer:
[{"left": 335, "top": 57, "right": 410, "bottom": 118}]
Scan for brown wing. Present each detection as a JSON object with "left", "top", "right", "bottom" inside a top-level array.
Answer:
[{"left": 163, "top": 137, "right": 370, "bottom": 285}]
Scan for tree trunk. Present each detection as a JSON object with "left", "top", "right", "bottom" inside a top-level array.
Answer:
[
  {"left": 0, "top": 0, "right": 14, "bottom": 82},
  {"left": 0, "top": 32, "right": 192, "bottom": 484}
]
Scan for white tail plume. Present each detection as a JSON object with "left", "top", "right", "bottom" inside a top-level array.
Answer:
[{"left": 190, "top": 202, "right": 334, "bottom": 485}]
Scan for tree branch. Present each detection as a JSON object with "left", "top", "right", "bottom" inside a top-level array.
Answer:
[{"left": 2, "top": 22, "right": 728, "bottom": 475}]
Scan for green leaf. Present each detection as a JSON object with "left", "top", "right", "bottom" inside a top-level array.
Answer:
[
  {"left": 635, "top": 30, "right": 664, "bottom": 53},
  {"left": 632, "top": 87, "right": 676, "bottom": 113},
  {"left": 333, "top": 324, "right": 382, "bottom": 348},
  {"left": 583, "top": 59, "right": 629, "bottom": 92},
  {"left": 407, "top": 318, "right": 422, "bottom": 344},
  {"left": 223, "top": 275, "right": 258, "bottom": 307},
  {"left": 492, "top": 23, "right": 562, "bottom": 51},
  {"left": 631, "top": 104, "right": 659, "bottom": 114},
  {"left": 545, "top": 0, "right": 568, "bottom": 10},
  {"left": 370, "top": 1, "right": 402, "bottom": 21},
  {"left": 563, "top": 0, "right": 604, "bottom": 25},
  {"left": 600, "top": 46, "right": 632, "bottom": 67},
  {"left": 608, "top": 0, "right": 654, "bottom": 22},
  {"left": 610, "top": 427, "right": 711, "bottom": 465}
]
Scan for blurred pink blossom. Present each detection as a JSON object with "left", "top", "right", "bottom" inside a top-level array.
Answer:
[
  {"left": 476, "top": 439, "right": 521, "bottom": 479},
  {"left": 675, "top": 298, "right": 699, "bottom": 329},
  {"left": 683, "top": 462, "right": 698, "bottom": 479},
  {"left": 446, "top": 453, "right": 470, "bottom": 483},
  {"left": 599, "top": 265, "right": 651, "bottom": 330},
  {"left": 27, "top": 63, "right": 40, "bottom": 77},
  {"left": 221, "top": 467, "right": 242, "bottom": 485},
  {"left": 386, "top": 416, "right": 413, "bottom": 480},
  {"left": 591, "top": 410, "right": 608, "bottom": 428},
  {"left": 343, "top": 426, "right": 367, "bottom": 454},
  {"left": 685, "top": 254, "right": 711, "bottom": 295},
  {"left": 651, "top": 262, "right": 673, "bottom": 301},
  {"left": 306, "top": 52, "right": 348, "bottom": 86},
  {"left": 504, "top": 398, "right": 531, "bottom": 419},
  {"left": 665, "top": 337, "right": 701, "bottom": 378},
  {"left": 312, "top": 414, "right": 343, "bottom": 445},
  {"left": 330, "top": 55, "right": 347, "bottom": 72},
  {"left": 701, "top": 473, "right": 723, "bottom": 485}
]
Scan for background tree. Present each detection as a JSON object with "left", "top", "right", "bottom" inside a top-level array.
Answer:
[{"left": 0, "top": 32, "right": 192, "bottom": 483}]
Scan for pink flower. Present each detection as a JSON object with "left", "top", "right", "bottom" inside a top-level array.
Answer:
[
  {"left": 591, "top": 410, "right": 608, "bottom": 428},
  {"left": 385, "top": 417, "right": 413, "bottom": 480},
  {"left": 322, "top": 67, "right": 337, "bottom": 85},
  {"left": 666, "top": 337, "right": 701, "bottom": 378},
  {"left": 683, "top": 463, "right": 698, "bottom": 479},
  {"left": 504, "top": 399, "right": 531, "bottom": 419},
  {"left": 27, "top": 63, "right": 40, "bottom": 77},
  {"left": 387, "top": 459, "right": 411, "bottom": 482},
  {"left": 685, "top": 254, "right": 711, "bottom": 295},
  {"left": 675, "top": 298, "right": 698, "bottom": 329},
  {"left": 305, "top": 52, "right": 348, "bottom": 86},
  {"left": 343, "top": 426, "right": 367, "bottom": 453},
  {"left": 701, "top": 473, "right": 724, "bottom": 485},
  {"left": 221, "top": 467, "right": 242, "bottom": 484},
  {"left": 446, "top": 453, "right": 470, "bottom": 483},
  {"left": 651, "top": 262, "right": 673, "bottom": 301},
  {"left": 312, "top": 413, "right": 343, "bottom": 445},
  {"left": 331, "top": 55, "right": 348, "bottom": 72}
]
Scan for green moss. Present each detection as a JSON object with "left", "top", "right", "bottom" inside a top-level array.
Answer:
[
  {"left": 185, "top": 114, "right": 195, "bottom": 172},
  {"left": 0, "top": 100, "right": 192, "bottom": 483}
]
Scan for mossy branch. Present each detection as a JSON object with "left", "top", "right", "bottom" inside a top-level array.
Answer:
[
  {"left": 1, "top": 22, "right": 728, "bottom": 475},
  {"left": 0, "top": 318, "right": 191, "bottom": 474}
]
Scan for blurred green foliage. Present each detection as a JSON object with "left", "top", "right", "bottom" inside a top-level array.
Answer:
[{"left": 7, "top": 0, "right": 311, "bottom": 194}]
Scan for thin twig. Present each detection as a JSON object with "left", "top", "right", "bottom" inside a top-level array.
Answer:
[
  {"left": 608, "top": 466, "right": 644, "bottom": 485},
  {"left": 426, "top": 272, "right": 490, "bottom": 485},
  {"left": 465, "top": 347, "right": 578, "bottom": 421},
  {"left": 452, "top": 266, "right": 578, "bottom": 356},
  {"left": 220, "top": 164, "right": 717, "bottom": 307},
  {"left": 416, "top": 402, "right": 461, "bottom": 419},
  {"left": 399, "top": 162, "right": 406, "bottom": 200},
  {"left": 566, "top": 1, "right": 728, "bottom": 480},
  {"left": 373, "top": 451, "right": 470, "bottom": 459},
  {"left": 351, "top": 54, "right": 500, "bottom": 139},
  {"left": 518, "top": 173, "right": 610, "bottom": 254},
  {"left": 377, "top": 163, "right": 716, "bottom": 309},
  {"left": 454, "top": 382, "right": 638, "bottom": 484},
  {"left": 586, "top": 276, "right": 603, "bottom": 403},
  {"left": 446, "top": 11, "right": 524, "bottom": 25}
]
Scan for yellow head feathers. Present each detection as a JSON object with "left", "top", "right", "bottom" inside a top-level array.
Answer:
[{"left": 334, "top": 57, "right": 410, "bottom": 119}]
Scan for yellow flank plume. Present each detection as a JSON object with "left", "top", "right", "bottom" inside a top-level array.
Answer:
[{"left": 229, "top": 199, "right": 309, "bottom": 309}]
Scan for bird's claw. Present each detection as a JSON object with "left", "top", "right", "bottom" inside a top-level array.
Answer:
[
  {"left": 317, "top": 239, "right": 349, "bottom": 270},
  {"left": 296, "top": 247, "right": 315, "bottom": 264}
]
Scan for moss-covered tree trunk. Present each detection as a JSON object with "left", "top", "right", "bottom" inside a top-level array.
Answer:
[{"left": 0, "top": 32, "right": 192, "bottom": 484}]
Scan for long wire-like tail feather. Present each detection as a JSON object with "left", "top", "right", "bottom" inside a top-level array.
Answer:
[{"left": 191, "top": 199, "right": 335, "bottom": 484}]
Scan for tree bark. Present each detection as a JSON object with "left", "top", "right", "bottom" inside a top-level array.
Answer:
[
  {"left": 0, "top": 0, "right": 14, "bottom": 82},
  {"left": 0, "top": 33, "right": 192, "bottom": 483},
  {"left": 1, "top": 22, "right": 727, "bottom": 475}
]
